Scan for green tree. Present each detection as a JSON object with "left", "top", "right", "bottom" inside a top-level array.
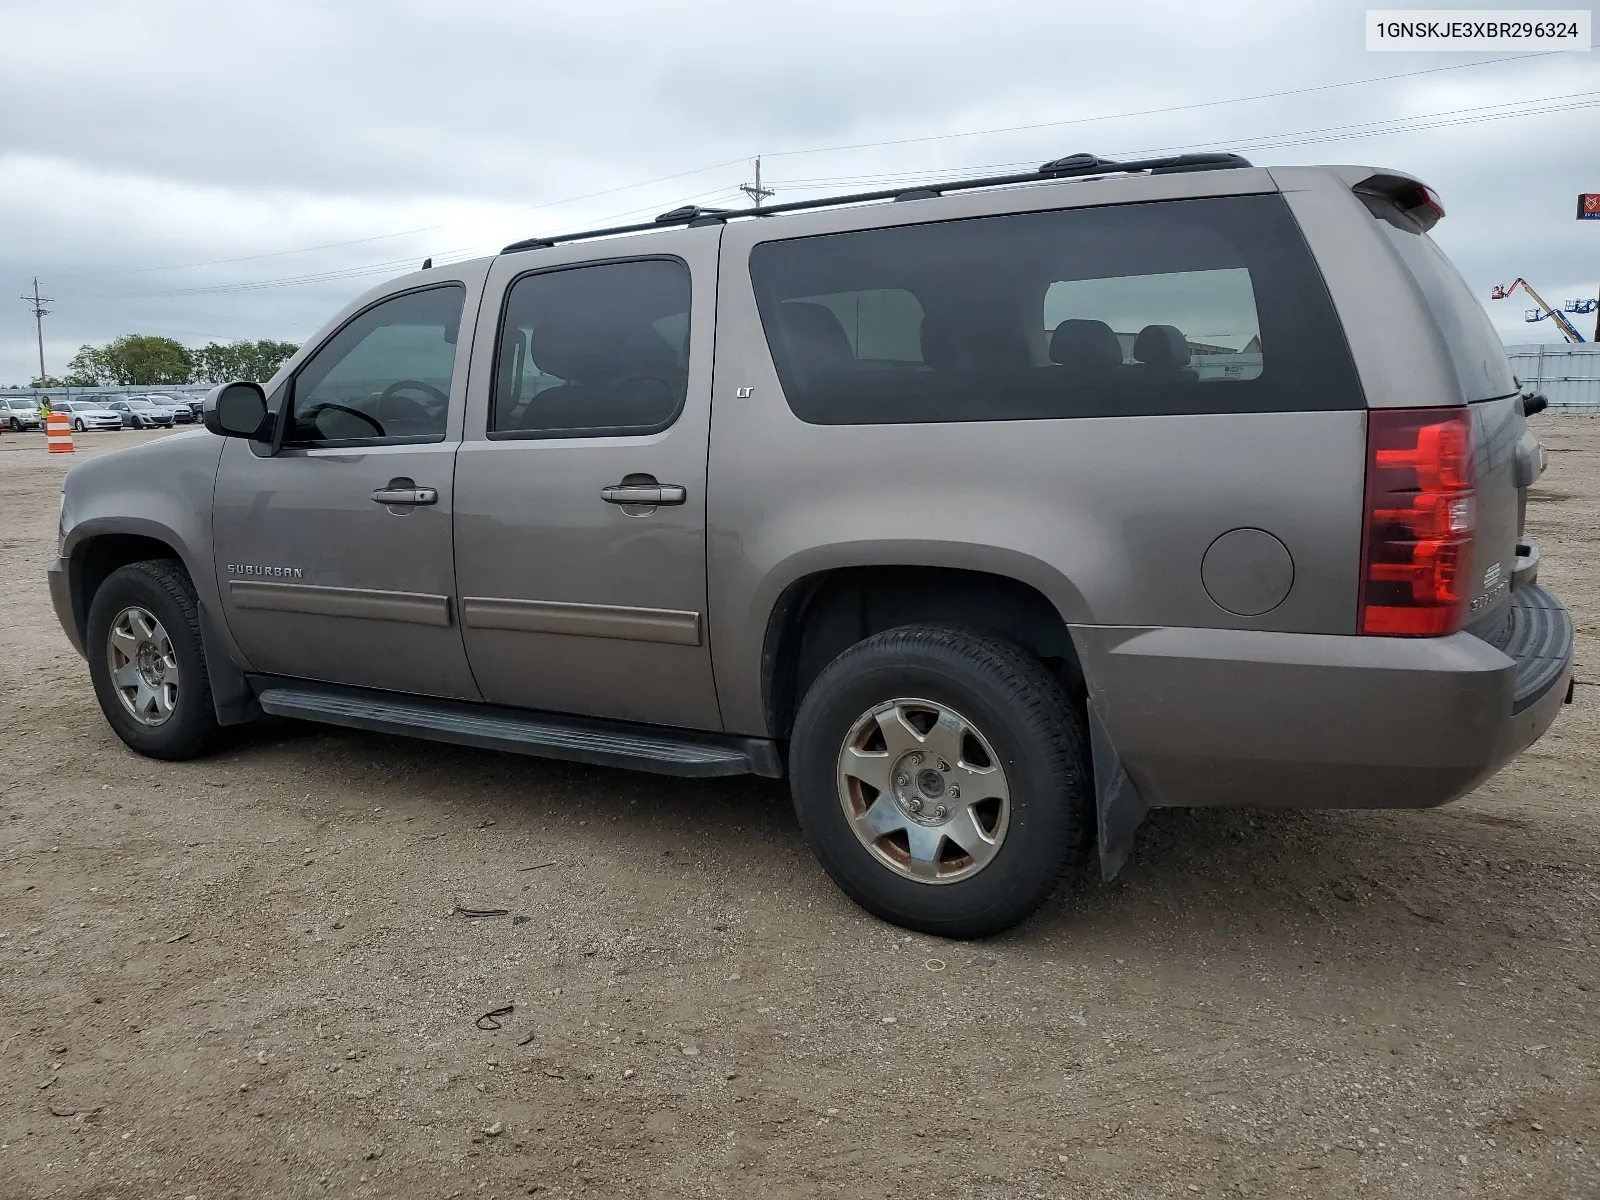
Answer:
[
  {"left": 99, "top": 335, "right": 193, "bottom": 386},
  {"left": 28, "top": 375, "right": 64, "bottom": 388},
  {"left": 191, "top": 339, "right": 300, "bottom": 384},
  {"left": 65, "top": 344, "right": 112, "bottom": 387}
]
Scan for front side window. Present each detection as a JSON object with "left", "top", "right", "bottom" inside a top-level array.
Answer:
[
  {"left": 285, "top": 284, "right": 465, "bottom": 447},
  {"left": 749, "top": 194, "right": 1358, "bottom": 424},
  {"left": 491, "top": 258, "right": 691, "bottom": 438}
]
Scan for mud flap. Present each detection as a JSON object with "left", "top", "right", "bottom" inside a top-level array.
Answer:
[
  {"left": 199, "top": 603, "right": 262, "bottom": 727},
  {"left": 1088, "top": 702, "right": 1147, "bottom": 882}
]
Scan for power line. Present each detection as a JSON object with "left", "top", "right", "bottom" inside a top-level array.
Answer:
[
  {"left": 87, "top": 185, "right": 749, "bottom": 300},
  {"left": 19, "top": 279, "right": 54, "bottom": 383},
  {"left": 739, "top": 157, "right": 776, "bottom": 208},
  {"left": 760, "top": 51, "right": 1557, "bottom": 159},
  {"left": 63, "top": 52, "right": 1579, "bottom": 308},
  {"left": 49, "top": 52, "right": 1548, "bottom": 288},
  {"left": 60, "top": 158, "right": 751, "bottom": 282},
  {"left": 765, "top": 88, "right": 1600, "bottom": 192}
]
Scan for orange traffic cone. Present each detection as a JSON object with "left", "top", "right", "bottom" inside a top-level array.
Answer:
[{"left": 46, "top": 411, "right": 74, "bottom": 454}]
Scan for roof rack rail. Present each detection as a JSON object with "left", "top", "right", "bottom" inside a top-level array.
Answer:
[{"left": 500, "top": 151, "right": 1253, "bottom": 254}]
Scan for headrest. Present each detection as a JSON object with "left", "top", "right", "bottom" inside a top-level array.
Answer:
[
  {"left": 1133, "top": 324, "right": 1192, "bottom": 369},
  {"left": 1048, "top": 319, "right": 1123, "bottom": 371},
  {"left": 780, "top": 302, "right": 855, "bottom": 372},
  {"left": 530, "top": 313, "right": 620, "bottom": 382}
]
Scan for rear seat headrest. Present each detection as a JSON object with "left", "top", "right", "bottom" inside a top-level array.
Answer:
[
  {"left": 1049, "top": 319, "right": 1123, "bottom": 371},
  {"left": 1133, "top": 324, "right": 1192, "bottom": 369},
  {"left": 781, "top": 302, "right": 855, "bottom": 372}
]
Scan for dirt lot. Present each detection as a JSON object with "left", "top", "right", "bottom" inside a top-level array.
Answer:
[{"left": 1, "top": 420, "right": 1596, "bottom": 1200}]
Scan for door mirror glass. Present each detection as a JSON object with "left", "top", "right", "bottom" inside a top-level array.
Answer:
[{"left": 205, "top": 381, "right": 269, "bottom": 438}]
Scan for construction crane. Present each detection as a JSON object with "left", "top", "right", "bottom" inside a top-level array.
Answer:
[{"left": 1490, "top": 278, "right": 1587, "bottom": 343}]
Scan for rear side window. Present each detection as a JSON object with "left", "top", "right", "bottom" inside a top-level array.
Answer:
[
  {"left": 748, "top": 194, "right": 1359, "bottom": 424},
  {"left": 1369, "top": 212, "right": 1518, "bottom": 403},
  {"left": 491, "top": 258, "right": 691, "bottom": 439}
]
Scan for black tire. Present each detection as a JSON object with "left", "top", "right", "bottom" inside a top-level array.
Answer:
[
  {"left": 73, "top": 419, "right": 85, "bottom": 433},
  {"left": 7, "top": 417, "right": 17, "bottom": 431},
  {"left": 86, "top": 560, "right": 221, "bottom": 760},
  {"left": 789, "top": 625, "right": 1092, "bottom": 938}
]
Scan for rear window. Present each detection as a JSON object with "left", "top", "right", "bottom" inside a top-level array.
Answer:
[
  {"left": 748, "top": 194, "right": 1359, "bottom": 425},
  {"left": 1371, "top": 215, "right": 1518, "bottom": 403}
]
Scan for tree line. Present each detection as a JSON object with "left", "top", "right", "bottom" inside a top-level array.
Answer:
[{"left": 13, "top": 335, "right": 300, "bottom": 390}]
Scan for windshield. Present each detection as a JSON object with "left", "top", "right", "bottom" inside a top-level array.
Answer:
[{"left": 123, "top": 400, "right": 154, "bottom": 409}]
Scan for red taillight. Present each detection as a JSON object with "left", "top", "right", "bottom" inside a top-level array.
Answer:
[{"left": 1359, "top": 406, "right": 1476, "bottom": 636}]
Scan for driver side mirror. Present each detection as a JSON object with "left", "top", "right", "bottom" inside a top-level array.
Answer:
[{"left": 204, "top": 381, "right": 271, "bottom": 439}]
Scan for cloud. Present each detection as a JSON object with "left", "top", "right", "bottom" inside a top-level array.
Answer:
[{"left": 3, "top": 0, "right": 1596, "bottom": 383}]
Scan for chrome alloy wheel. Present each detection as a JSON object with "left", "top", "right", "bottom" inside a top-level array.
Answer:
[
  {"left": 106, "top": 606, "right": 180, "bottom": 726},
  {"left": 836, "top": 698, "right": 1011, "bottom": 884}
]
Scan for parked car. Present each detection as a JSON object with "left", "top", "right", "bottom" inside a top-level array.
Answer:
[
  {"left": 2, "top": 397, "right": 44, "bottom": 431},
  {"left": 105, "top": 397, "right": 178, "bottom": 429},
  {"left": 138, "top": 393, "right": 200, "bottom": 423},
  {"left": 51, "top": 399, "right": 124, "bottom": 432},
  {"left": 48, "top": 152, "right": 1574, "bottom": 937}
]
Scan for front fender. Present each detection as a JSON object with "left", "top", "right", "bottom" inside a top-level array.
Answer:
[{"left": 55, "top": 432, "right": 259, "bottom": 725}]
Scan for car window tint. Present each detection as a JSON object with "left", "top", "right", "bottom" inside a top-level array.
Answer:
[
  {"left": 749, "top": 194, "right": 1359, "bottom": 424},
  {"left": 286, "top": 284, "right": 465, "bottom": 447},
  {"left": 490, "top": 258, "right": 691, "bottom": 439},
  {"left": 1042, "top": 268, "right": 1262, "bottom": 382}
]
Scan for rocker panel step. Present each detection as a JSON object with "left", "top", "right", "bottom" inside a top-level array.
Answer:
[{"left": 252, "top": 680, "right": 782, "bottom": 778}]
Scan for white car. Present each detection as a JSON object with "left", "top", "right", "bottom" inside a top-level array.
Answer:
[
  {"left": 2, "top": 397, "right": 45, "bottom": 431},
  {"left": 52, "top": 400, "right": 125, "bottom": 432}
]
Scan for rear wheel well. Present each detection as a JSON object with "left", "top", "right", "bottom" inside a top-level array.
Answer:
[
  {"left": 763, "top": 566, "right": 1084, "bottom": 740},
  {"left": 71, "top": 535, "right": 184, "bottom": 644}
]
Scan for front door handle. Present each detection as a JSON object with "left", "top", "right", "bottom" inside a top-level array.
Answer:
[
  {"left": 601, "top": 483, "right": 687, "bottom": 506},
  {"left": 371, "top": 485, "right": 438, "bottom": 506}
]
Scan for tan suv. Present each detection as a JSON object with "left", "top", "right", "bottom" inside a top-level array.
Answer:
[{"left": 49, "top": 152, "right": 1574, "bottom": 936}]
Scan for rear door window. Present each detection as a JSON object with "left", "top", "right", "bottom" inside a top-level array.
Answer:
[
  {"left": 748, "top": 194, "right": 1360, "bottom": 424},
  {"left": 490, "top": 258, "right": 691, "bottom": 439}
]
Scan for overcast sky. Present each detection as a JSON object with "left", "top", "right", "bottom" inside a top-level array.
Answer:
[{"left": 2, "top": 0, "right": 1597, "bottom": 385}]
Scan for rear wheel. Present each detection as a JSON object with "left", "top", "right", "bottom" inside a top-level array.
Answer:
[
  {"left": 86, "top": 560, "right": 221, "bottom": 760},
  {"left": 789, "top": 625, "right": 1092, "bottom": 938}
]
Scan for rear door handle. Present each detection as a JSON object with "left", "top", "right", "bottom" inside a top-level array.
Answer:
[
  {"left": 371, "top": 486, "right": 438, "bottom": 506},
  {"left": 601, "top": 484, "right": 687, "bottom": 506}
]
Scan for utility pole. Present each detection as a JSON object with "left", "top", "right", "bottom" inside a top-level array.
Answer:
[
  {"left": 20, "top": 278, "right": 53, "bottom": 383},
  {"left": 740, "top": 156, "right": 775, "bottom": 209}
]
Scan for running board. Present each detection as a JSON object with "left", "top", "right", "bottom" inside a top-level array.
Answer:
[{"left": 250, "top": 679, "right": 783, "bottom": 779}]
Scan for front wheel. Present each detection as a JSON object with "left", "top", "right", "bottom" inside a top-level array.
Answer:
[
  {"left": 73, "top": 419, "right": 85, "bottom": 432},
  {"left": 86, "top": 560, "right": 221, "bottom": 760},
  {"left": 7, "top": 417, "right": 17, "bottom": 431},
  {"left": 789, "top": 626, "right": 1092, "bottom": 938}
]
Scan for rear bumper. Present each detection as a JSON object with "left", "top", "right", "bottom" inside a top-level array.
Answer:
[{"left": 1077, "top": 584, "right": 1574, "bottom": 809}]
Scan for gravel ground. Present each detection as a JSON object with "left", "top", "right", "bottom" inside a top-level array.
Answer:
[{"left": 1, "top": 420, "right": 1596, "bottom": 1200}]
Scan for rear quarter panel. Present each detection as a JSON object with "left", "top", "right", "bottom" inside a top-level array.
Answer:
[{"left": 708, "top": 180, "right": 1369, "bottom": 737}]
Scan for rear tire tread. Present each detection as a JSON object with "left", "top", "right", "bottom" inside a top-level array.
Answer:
[{"left": 790, "top": 624, "right": 1092, "bottom": 938}]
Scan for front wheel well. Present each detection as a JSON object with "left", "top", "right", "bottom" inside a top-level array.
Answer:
[
  {"left": 70, "top": 534, "right": 185, "bottom": 644},
  {"left": 763, "top": 566, "right": 1085, "bottom": 741}
]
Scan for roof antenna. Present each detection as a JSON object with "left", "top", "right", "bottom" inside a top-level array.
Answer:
[
  {"left": 739, "top": 156, "right": 775, "bottom": 210},
  {"left": 422, "top": 257, "right": 433, "bottom": 270}
]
